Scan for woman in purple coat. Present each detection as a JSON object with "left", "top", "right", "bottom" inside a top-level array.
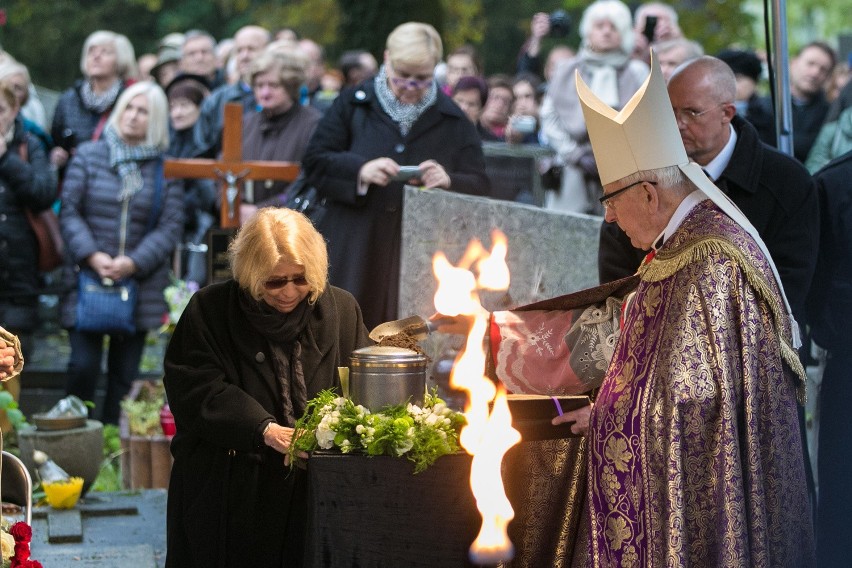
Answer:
[{"left": 302, "top": 22, "right": 490, "bottom": 329}]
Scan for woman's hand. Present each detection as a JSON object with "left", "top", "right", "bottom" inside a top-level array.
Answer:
[
  {"left": 359, "top": 157, "right": 400, "bottom": 188},
  {"left": 552, "top": 403, "right": 592, "bottom": 436},
  {"left": 504, "top": 119, "right": 525, "bottom": 145},
  {"left": 106, "top": 255, "right": 137, "bottom": 281},
  {"left": 264, "top": 422, "right": 310, "bottom": 466},
  {"left": 87, "top": 252, "right": 114, "bottom": 278},
  {"left": 239, "top": 204, "right": 258, "bottom": 225},
  {"left": 418, "top": 160, "right": 451, "bottom": 189},
  {"left": 50, "top": 147, "right": 70, "bottom": 169}
]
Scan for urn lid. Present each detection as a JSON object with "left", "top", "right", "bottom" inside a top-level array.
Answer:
[{"left": 350, "top": 346, "right": 426, "bottom": 367}]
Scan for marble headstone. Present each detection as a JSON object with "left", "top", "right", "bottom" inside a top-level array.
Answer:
[{"left": 399, "top": 186, "right": 603, "bottom": 319}]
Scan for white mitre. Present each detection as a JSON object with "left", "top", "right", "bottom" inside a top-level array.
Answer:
[{"left": 576, "top": 54, "right": 801, "bottom": 347}]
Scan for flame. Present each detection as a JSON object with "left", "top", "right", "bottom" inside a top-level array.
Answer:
[
  {"left": 435, "top": 229, "right": 519, "bottom": 563},
  {"left": 467, "top": 389, "right": 521, "bottom": 563},
  {"left": 477, "top": 230, "right": 510, "bottom": 291}
]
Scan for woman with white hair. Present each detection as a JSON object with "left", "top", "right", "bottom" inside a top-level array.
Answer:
[
  {"left": 50, "top": 30, "right": 138, "bottom": 173},
  {"left": 59, "top": 81, "right": 184, "bottom": 425},
  {"left": 539, "top": 0, "right": 649, "bottom": 214}
]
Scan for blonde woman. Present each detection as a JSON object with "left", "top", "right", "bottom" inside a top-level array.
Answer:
[
  {"left": 303, "top": 21, "right": 489, "bottom": 328},
  {"left": 163, "top": 207, "right": 369, "bottom": 567}
]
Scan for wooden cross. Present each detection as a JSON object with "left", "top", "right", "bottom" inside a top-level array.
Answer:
[{"left": 164, "top": 102, "right": 301, "bottom": 228}]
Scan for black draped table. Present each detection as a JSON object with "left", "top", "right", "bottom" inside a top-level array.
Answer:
[{"left": 305, "top": 450, "right": 481, "bottom": 567}]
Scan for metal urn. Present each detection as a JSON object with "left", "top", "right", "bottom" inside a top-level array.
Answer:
[{"left": 348, "top": 346, "right": 427, "bottom": 410}]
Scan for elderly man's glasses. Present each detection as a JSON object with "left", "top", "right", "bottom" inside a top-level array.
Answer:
[
  {"left": 673, "top": 103, "right": 728, "bottom": 124},
  {"left": 599, "top": 180, "right": 657, "bottom": 210},
  {"left": 263, "top": 275, "right": 309, "bottom": 290}
]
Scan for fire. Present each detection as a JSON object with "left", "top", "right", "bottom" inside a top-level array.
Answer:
[{"left": 433, "top": 229, "right": 520, "bottom": 563}]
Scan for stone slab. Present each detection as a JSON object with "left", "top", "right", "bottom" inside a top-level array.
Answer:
[
  {"left": 34, "top": 544, "right": 157, "bottom": 568},
  {"left": 30, "top": 490, "right": 167, "bottom": 568},
  {"left": 46, "top": 509, "right": 83, "bottom": 543},
  {"left": 400, "top": 186, "right": 602, "bottom": 320}
]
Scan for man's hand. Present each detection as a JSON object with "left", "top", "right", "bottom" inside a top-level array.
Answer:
[{"left": 552, "top": 404, "right": 592, "bottom": 436}]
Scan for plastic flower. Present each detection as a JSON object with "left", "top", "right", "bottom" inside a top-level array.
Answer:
[{"left": 159, "top": 275, "right": 199, "bottom": 335}]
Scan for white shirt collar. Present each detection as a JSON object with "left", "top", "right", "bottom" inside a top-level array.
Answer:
[
  {"left": 701, "top": 123, "right": 737, "bottom": 181},
  {"left": 653, "top": 190, "right": 707, "bottom": 247}
]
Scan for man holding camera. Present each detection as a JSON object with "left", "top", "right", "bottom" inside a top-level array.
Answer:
[
  {"left": 631, "top": 2, "right": 684, "bottom": 64},
  {"left": 516, "top": 11, "right": 574, "bottom": 84}
]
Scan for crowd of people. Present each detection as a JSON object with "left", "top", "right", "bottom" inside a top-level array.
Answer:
[{"left": 0, "top": 3, "right": 849, "bottom": 566}]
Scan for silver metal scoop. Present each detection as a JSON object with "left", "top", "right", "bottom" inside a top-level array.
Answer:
[{"left": 369, "top": 315, "right": 448, "bottom": 342}]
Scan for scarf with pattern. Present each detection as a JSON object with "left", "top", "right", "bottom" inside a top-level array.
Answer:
[
  {"left": 80, "top": 79, "right": 122, "bottom": 114},
  {"left": 374, "top": 64, "right": 437, "bottom": 136},
  {"left": 104, "top": 124, "right": 162, "bottom": 201}
]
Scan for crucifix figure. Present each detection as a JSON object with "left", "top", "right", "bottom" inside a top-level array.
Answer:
[{"left": 164, "top": 102, "right": 300, "bottom": 229}]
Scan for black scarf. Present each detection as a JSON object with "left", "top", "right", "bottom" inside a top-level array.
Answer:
[{"left": 238, "top": 290, "right": 315, "bottom": 426}]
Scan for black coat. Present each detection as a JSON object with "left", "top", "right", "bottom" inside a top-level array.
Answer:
[
  {"left": 163, "top": 280, "right": 370, "bottom": 568},
  {"left": 0, "top": 118, "right": 57, "bottom": 327},
  {"left": 50, "top": 79, "right": 128, "bottom": 151},
  {"left": 808, "top": 150, "right": 852, "bottom": 351},
  {"left": 303, "top": 82, "right": 490, "bottom": 328},
  {"left": 599, "top": 116, "right": 819, "bottom": 326}
]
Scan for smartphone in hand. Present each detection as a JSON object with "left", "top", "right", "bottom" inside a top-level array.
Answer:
[{"left": 391, "top": 165, "right": 422, "bottom": 181}]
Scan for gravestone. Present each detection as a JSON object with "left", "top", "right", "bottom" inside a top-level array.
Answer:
[
  {"left": 399, "top": 186, "right": 603, "bottom": 320},
  {"left": 482, "top": 142, "right": 554, "bottom": 206}
]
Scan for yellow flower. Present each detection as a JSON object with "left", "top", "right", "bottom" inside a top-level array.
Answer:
[
  {"left": 605, "top": 436, "right": 632, "bottom": 472},
  {"left": 606, "top": 515, "right": 632, "bottom": 550},
  {"left": 0, "top": 529, "right": 15, "bottom": 559}
]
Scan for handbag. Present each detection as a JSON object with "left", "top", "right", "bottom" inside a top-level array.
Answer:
[
  {"left": 74, "top": 159, "right": 164, "bottom": 335},
  {"left": 75, "top": 269, "right": 138, "bottom": 334},
  {"left": 284, "top": 173, "right": 327, "bottom": 226},
  {"left": 25, "top": 207, "right": 64, "bottom": 272}
]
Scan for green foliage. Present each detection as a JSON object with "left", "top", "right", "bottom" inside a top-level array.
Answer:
[
  {"left": 91, "top": 424, "right": 124, "bottom": 492},
  {"left": 336, "top": 0, "right": 445, "bottom": 62},
  {"left": 292, "top": 389, "right": 466, "bottom": 474},
  {"left": 440, "top": 0, "right": 486, "bottom": 51},
  {"left": 0, "top": 386, "right": 28, "bottom": 432},
  {"left": 120, "top": 381, "right": 166, "bottom": 436}
]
